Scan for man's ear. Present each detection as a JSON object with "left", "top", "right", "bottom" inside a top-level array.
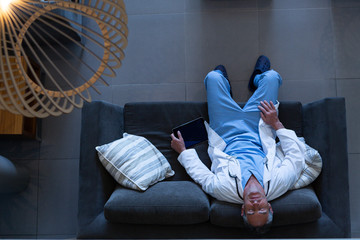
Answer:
[
  {"left": 241, "top": 205, "right": 244, "bottom": 216},
  {"left": 268, "top": 203, "right": 273, "bottom": 214}
]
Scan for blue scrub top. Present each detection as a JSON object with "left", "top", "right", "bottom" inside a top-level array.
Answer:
[{"left": 223, "top": 118, "right": 266, "bottom": 190}]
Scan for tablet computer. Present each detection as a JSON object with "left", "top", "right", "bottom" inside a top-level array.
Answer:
[{"left": 172, "top": 117, "right": 208, "bottom": 148}]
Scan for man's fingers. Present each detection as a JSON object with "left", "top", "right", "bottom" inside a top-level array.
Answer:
[
  {"left": 270, "top": 101, "right": 276, "bottom": 110},
  {"left": 260, "top": 101, "right": 270, "bottom": 111},
  {"left": 258, "top": 105, "right": 265, "bottom": 113},
  {"left": 170, "top": 133, "right": 176, "bottom": 140},
  {"left": 177, "top": 131, "right": 183, "bottom": 140},
  {"left": 259, "top": 102, "right": 271, "bottom": 113},
  {"left": 171, "top": 132, "right": 183, "bottom": 139},
  {"left": 260, "top": 112, "right": 265, "bottom": 120},
  {"left": 260, "top": 100, "right": 277, "bottom": 112},
  {"left": 264, "top": 100, "right": 272, "bottom": 109}
]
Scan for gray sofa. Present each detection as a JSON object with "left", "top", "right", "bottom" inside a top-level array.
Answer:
[{"left": 78, "top": 97, "right": 350, "bottom": 238}]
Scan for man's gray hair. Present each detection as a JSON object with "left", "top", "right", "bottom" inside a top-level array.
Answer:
[{"left": 242, "top": 210, "right": 273, "bottom": 234}]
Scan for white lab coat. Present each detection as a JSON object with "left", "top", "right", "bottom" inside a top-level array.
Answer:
[{"left": 177, "top": 109, "right": 306, "bottom": 204}]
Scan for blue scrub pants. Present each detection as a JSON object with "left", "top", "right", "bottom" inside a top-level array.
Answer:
[{"left": 204, "top": 69, "right": 282, "bottom": 188}]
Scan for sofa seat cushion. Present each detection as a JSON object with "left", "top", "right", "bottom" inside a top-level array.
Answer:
[
  {"left": 104, "top": 181, "right": 210, "bottom": 225},
  {"left": 210, "top": 186, "right": 321, "bottom": 228}
]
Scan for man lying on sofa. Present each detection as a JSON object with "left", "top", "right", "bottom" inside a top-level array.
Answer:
[{"left": 170, "top": 56, "right": 306, "bottom": 234}]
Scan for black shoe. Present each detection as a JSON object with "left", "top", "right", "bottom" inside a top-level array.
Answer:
[
  {"left": 214, "top": 65, "right": 233, "bottom": 97},
  {"left": 248, "top": 55, "right": 271, "bottom": 92},
  {"left": 214, "top": 65, "right": 228, "bottom": 80}
]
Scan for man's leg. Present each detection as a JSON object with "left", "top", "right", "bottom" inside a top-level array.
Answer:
[
  {"left": 243, "top": 69, "right": 282, "bottom": 112},
  {"left": 204, "top": 70, "right": 242, "bottom": 137}
]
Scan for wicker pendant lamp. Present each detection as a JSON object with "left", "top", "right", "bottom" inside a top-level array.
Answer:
[{"left": 0, "top": 0, "right": 128, "bottom": 118}]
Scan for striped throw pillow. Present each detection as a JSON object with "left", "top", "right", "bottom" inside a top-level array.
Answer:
[
  {"left": 96, "top": 133, "right": 175, "bottom": 191},
  {"left": 290, "top": 137, "right": 322, "bottom": 190}
]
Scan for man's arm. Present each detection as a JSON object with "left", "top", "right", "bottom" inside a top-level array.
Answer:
[
  {"left": 259, "top": 101, "right": 305, "bottom": 198},
  {"left": 170, "top": 132, "right": 219, "bottom": 197},
  {"left": 276, "top": 128, "right": 305, "bottom": 180},
  {"left": 171, "top": 131, "right": 244, "bottom": 204}
]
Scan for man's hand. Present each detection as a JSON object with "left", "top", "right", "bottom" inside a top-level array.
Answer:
[
  {"left": 170, "top": 131, "right": 186, "bottom": 154},
  {"left": 258, "top": 100, "right": 284, "bottom": 130}
]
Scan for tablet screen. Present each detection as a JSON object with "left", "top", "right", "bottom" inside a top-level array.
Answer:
[{"left": 172, "top": 117, "right": 208, "bottom": 148}]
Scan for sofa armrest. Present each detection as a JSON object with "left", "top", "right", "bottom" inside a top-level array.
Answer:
[
  {"left": 78, "top": 101, "right": 124, "bottom": 230},
  {"left": 303, "top": 97, "right": 350, "bottom": 237}
]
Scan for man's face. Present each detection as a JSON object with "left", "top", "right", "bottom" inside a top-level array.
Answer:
[{"left": 241, "top": 192, "right": 273, "bottom": 227}]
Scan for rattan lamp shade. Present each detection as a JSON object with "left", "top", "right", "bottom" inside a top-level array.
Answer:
[{"left": 0, "top": 0, "right": 128, "bottom": 118}]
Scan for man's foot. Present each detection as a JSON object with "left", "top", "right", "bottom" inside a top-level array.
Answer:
[
  {"left": 248, "top": 55, "right": 271, "bottom": 92},
  {"left": 214, "top": 65, "right": 233, "bottom": 97}
]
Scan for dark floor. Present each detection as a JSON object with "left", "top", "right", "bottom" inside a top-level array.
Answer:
[{"left": 1, "top": 0, "right": 360, "bottom": 238}]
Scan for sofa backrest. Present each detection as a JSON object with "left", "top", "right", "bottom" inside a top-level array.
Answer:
[{"left": 124, "top": 101, "right": 303, "bottom": 181}]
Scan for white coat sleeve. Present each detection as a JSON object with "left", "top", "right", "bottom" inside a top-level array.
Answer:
[
  {"left": 177, "top": 149, "right": 221, "bottom": 198},
  {"left": 271, "top": 128, "right": 306, "bottom": 194}
]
